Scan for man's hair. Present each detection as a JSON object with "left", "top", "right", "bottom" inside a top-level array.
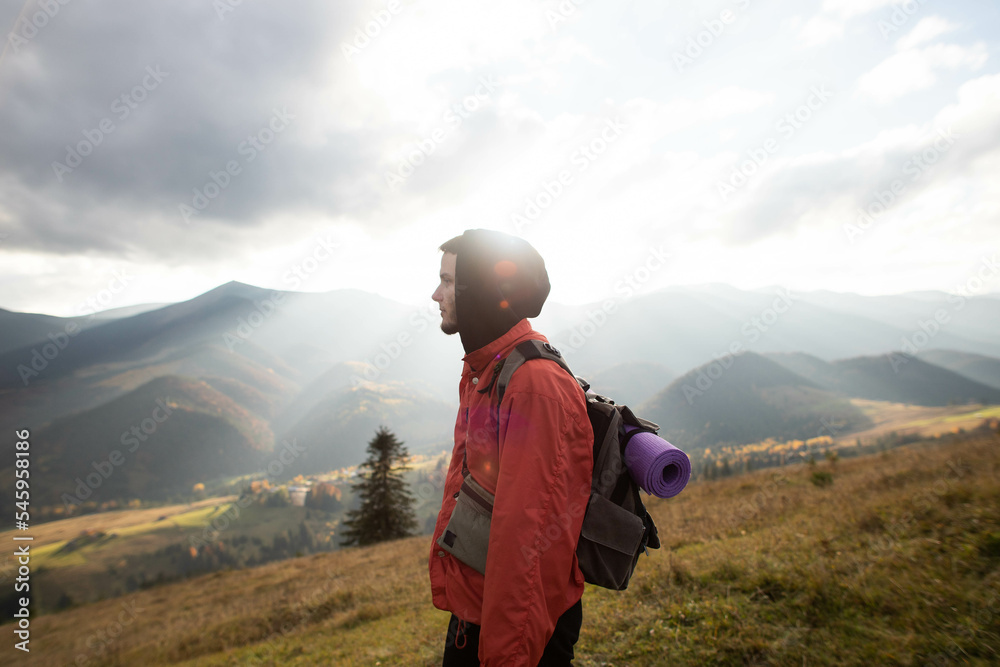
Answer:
[{"left": 439, "top": 234, "right": 463, "bottom": 255}]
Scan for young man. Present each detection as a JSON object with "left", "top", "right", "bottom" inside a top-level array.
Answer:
[{"left": 428, "top": 229, "right": 594, "bottom": 666}]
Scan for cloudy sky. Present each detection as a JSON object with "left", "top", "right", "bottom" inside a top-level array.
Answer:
[{"left": 1, "top": 0, "right": 998, "bottom": 317}]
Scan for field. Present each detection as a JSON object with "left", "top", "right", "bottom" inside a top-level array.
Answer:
[
  {"left": 0, "top": 496, "right": 237, "bottom": 549},
  {"left": 841, "top": 400, "right": 1000, "bottom": 443},
  {"left": 11, "top": 424, "right": 1000, "bottom": 666}
]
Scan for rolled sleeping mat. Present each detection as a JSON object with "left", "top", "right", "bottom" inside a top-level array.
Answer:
[{"left": 623, "top": 425, "right": 691, "bottom": 499}]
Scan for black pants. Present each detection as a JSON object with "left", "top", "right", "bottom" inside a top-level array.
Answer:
[{"left": 442, "top": 598, "right": 582, "bottom": 666}]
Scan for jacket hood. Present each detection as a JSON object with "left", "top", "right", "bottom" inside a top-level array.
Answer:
[{"left": 454, "top": 229, "right": 550, "bottom": 354}]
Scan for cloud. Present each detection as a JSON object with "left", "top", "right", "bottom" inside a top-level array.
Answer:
[
  {"left": 895, "top": 16, "right": 961, "bottom": 51},
  {"left": 0, "top": 2, "right": 384, "bottom": 256},
  {"left": 725, "top": 73, "right": 1000, "bottom": 243},
  {"left": 796, "top": 0, "right": 920, "bottom": 48},
  {"left": 821, "top": 0, "right": 897, "bottom": 19},
  {"left": 796, "top": 15, "right": 845, "bottom": 47},
  {"left": 856, "top": 43, "right": 988, "bottom": 104},
  {"left": 0, "top": 0, "right": 997, "bottom": 313},
  {"left": 0, "top": 0, "right": 550, "bottom": 261}
]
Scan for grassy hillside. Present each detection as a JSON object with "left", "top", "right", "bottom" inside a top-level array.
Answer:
[
  {"left": 833, "top": 354, "right": 1000, "bottom": 405},
  {"left": 15, "top": 426, "right": 999, "bottom": 665},
  {"left": 279, "top": 381, "right": 455, "bottom": 475},
  {"left": 0, "top": 376, "right": 274, "bottom": 509},
  {"left": 642, "top": 352, "right": 871, "bottom": 452},
  {"left": 271, "top": 361, "right": 370, "bottom": 435}
]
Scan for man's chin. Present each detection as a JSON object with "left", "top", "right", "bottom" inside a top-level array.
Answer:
[{"left": 440, "top": 321, "right": 459, "bottom": 335}]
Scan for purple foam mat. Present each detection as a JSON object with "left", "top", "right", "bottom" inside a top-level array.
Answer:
[{"left": 623, "top": 425, "right": 691, "bottom": 499}]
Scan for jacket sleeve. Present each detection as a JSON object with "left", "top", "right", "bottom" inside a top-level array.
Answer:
[{"left": 478, "top": 375, "right": 593, "bottom": 666}]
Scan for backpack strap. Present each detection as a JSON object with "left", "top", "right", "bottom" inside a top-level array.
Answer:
[
  {"left": 489, "top": 340, "right": 584, "bottom": 448},
  {"left": 493, "top": 347, "right": 631, "bottom": 502},
  {"left": 496, "top": 340, "right": 577, "bottom": 405}
]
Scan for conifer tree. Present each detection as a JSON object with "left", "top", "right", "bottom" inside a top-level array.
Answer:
[{"left": 340, "top": 426, "right": 418, "bottom": 546}]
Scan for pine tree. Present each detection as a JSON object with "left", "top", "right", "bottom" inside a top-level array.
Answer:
[{"left": 340, "top": 426, "right": 418, "bottom": 547}]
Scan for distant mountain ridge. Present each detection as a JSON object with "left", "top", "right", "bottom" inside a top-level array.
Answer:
[
  {"left": 764, "top": 352, "right": 1000, "bottom": 406},
  {"left": 3, "top": 282, "right": 1000, "bottom": 510},
  {"left": 31, "top": 375, "right": 273, "bottom": 506},
  {"left": 0, "top": 308, "right": 110, "bottom": 356},
  {"left": 640, "top": 352, "right": 872, "bottom": 454},
  {"left": 917, "top": 349, "right": 1000, "bottom": 390}
]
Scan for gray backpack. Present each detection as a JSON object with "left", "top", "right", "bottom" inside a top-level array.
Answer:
[{"left": 437, "top": 339, "right": 660, "bottom": 590}]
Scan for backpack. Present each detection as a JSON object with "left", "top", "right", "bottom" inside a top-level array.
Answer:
[
  {"left": 436, "top": 339, "right": 661, "bottom": 590},
  {"left": 494, "top": 340, "right": 661, "bottom": 590}
]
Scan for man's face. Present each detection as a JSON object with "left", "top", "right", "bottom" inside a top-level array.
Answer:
[{"left": 432, "top": 252, "right": 458, "bottom": 335}]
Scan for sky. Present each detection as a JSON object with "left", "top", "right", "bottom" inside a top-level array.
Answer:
[{"left": 1, "top": 0, "right": 999, "bottom": 317}]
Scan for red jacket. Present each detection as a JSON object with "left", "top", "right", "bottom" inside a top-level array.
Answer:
[{"left": 429, "top": 318, "right": 594, "bottom": 665}]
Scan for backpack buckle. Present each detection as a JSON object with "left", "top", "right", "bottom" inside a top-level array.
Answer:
[{"left": 542, "top": 342, "right": 561, "bottom": 357}]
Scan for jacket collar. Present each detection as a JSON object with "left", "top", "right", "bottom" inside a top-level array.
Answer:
[{"left": 462, "top": 318, "right": 533, "bottom": 373}]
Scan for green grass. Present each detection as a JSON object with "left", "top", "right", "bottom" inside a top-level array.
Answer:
[
  {"left": 162, "top": 503, "right": 230, "bottom": 529},
  {"left": 904, "top": 404, "right": 1000, "bottom": 428},
  {"left": 32, "top": 504, "right": 233, "bottom": 569},
  {"left": 31, "top": 540, "right": 87, "bottom": 569},
  {"left": 941, "top": 405, "right": 1000, "bottom": 422}
]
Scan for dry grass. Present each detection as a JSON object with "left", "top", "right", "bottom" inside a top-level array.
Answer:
[{"left": 13, "top": 429, "right": 1000, "bottom": 666}]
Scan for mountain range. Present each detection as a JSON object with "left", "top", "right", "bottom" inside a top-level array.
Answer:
[{"left": 2, "top": 282, "right": 999, "bottom": 510}]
